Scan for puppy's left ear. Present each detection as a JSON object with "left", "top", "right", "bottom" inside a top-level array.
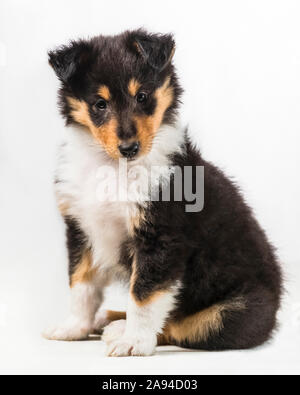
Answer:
[{"left": 130, "top": 31, "right": 176, "bottom": 72}]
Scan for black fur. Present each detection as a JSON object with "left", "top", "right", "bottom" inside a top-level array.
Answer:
[
  {"left": 128, "top": 141, "right": 282, "bottom": 349},
  {"left": 117, "top": 141, "right": 283, "bottom": 350},
  {"left": 51, "top": 30, "right": 282, "bottom": 350}
]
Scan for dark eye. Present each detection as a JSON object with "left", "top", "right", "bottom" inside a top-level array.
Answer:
[
  {"left": 95, "top": 98, "right": 107, "bottom": 110},
  {"left": 136, "top": 92, "right": 148, "bottom": 104}
]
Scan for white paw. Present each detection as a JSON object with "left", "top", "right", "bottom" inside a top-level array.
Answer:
[
  {"left": 43, "top": 318, "right": 90, "bottom": 341},
  {"left": 102, "top": 320, "right": 126, "bottom": 344},
  {"left": 106, "top": 335, "right": 156, "bottom": 357},
  {"left": 93, "top": 310, "right": 110, "bottom": 333}
]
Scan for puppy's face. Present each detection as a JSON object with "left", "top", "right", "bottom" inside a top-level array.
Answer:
[{"left": 49, "top": 30, "right": 182, "bottom": 160}]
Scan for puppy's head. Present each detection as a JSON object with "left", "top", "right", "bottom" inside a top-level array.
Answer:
[{"left": 49, "top": 29, "right": 182, "bottom": 160}]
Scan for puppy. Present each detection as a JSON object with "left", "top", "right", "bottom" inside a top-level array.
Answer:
[{"left": 44, "top": 29, "right": 282, "bottom": 356}]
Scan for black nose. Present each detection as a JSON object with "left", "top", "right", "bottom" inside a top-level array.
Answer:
[{"left": 118, "top": 142, "right": 140, "bottom": 158}]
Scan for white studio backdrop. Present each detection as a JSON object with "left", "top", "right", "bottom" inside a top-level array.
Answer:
[{"left": 0, "top": 0, "right": 300, "bottom": 370}]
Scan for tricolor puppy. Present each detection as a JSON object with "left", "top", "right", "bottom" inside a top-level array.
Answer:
[{"left": 44, "top": 30, "right": 282, "bottom": 356}]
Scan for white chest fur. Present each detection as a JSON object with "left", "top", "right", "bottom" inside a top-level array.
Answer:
[{"left": 55, "top": 124, "right": 184, "bottom": 275}]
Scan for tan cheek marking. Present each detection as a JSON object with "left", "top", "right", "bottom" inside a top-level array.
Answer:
[
  {"left": 163, "top": 298, "right": 246, "bottom": 344},
  {"left": 70, "top": 250, "right": 97, "bottom": 287},
  {"left": 152, "top": 77, "right": 174, "bottom": 133},
  {"left": 67, "top": 97, "right": 120, "bottom": 159},
  {"left": 68, "top": 97, "right": 93, "bottom": 128},
  {"left": 128, "top": 79, "right": 141, "bottom": 97},
  {"left": 134, "top": 77, "right": 174, "bottom": 155},
  {"left": 98, "top": 85, "right": 111, "bottom": 101},
  {"left": 93, "top": 118, "right": 120, "bottom": 159},
  {"left": 134, "top": 116, "right": 156, "bottom": 155}
]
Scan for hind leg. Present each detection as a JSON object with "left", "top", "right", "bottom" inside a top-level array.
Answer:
[{"left": 162, "top": 291, "right": 278, "bottom": 350}]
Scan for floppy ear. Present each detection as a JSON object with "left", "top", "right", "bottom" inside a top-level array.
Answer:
[
  {"left": 48, "top": 40, "right": 91, "bottom": 83},
  {"left": 131, "top": 31, "right": 175, "bottom": 72}
]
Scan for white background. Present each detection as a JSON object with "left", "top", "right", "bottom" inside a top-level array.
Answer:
[{"left": 0, "top": 0, "right": 300, "bottom": 374}]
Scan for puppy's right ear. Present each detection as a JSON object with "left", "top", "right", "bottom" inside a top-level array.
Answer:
[{"left": 48, "top": 40, "right": 90, "bottom": 84}]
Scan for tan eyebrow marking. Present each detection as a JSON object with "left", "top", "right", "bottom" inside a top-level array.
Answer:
[
  {"left": 98, "top": 85, "right": 111, "bottom": 101},
  {"left": 128, "top": 79, "right": 141, "bottom": 97}
]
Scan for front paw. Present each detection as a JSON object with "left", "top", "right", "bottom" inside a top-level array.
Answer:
[
  {"left": 102, "top": 320, "right": 126, "bottom": 344},
  {"left": 43, "top": 318, "right": 90, "bottom": 341},
  {"left": 106, "top": 335, "right": 156, "bottom": 357}
]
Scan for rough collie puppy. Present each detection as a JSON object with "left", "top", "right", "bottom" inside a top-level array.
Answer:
[{"left": 44, "top": 29, "right": 282, "bottom": 356}]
